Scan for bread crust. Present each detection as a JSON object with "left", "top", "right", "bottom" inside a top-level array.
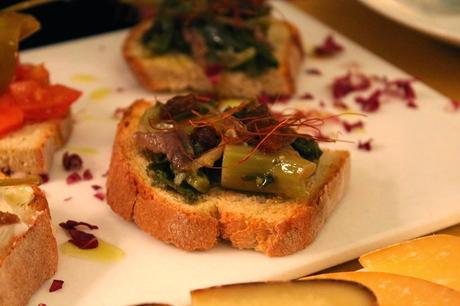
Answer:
[
  {"left": 0, "top": 186, "right": 58, "bottom": 306},
  {"left": 106, "top": 101, "right": 350, "bottom": 256},
  {"left": 123, "top": 19, "right": 304, "bottom": 98},
  {"left": 0, "top": 114, "right": 72, "bottom": 175}
]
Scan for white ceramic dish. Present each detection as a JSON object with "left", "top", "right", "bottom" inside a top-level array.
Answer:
[
  {"left": 359, "top": 0, "right": 460, "bottom": 47},
  {"left": 21, "top": 1, "right": 460, "bottom": 305}
]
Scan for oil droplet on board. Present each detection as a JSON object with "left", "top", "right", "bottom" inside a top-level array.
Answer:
[
  {"left": 71, "top": 74, "right": 98, "bottom": 83},
  {"left": 65, "top": 146, "right": 98, "bottom": 156},
  {"left": 60, "top": 239, "right": 124, "bottom": 262},
  {"left": 90, "top": 88, "right": 112, "bottom": 101}
]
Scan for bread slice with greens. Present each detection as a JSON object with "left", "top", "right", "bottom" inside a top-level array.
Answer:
[
  {"left": 123, "top": 0, "right": 303, "bottom": 98},
  {"left": 106, "top": 95, "right": 349, "bottom": 256},
  {"left": 0, "top": 176, "right": 58, "bottom": 306}
]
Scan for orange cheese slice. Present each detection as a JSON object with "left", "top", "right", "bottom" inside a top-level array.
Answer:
[
  {"left": 307, "top": 271, "right": 460, "bottom": 306},
  {"left": 359, "top": 234, "right": 460, "bottom": 291}
]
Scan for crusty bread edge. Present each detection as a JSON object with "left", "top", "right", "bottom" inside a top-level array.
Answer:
[
  {"left": 106, "top": 101, "right": 350, "bottom": 256},
  {"left": 0, "top": 186, "right": 58, "bottom": 306},
  {"left": 0, "top": 113, "right": 72, "bottom": 176}
]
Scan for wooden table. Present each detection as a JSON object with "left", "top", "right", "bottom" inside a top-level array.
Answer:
[{"left": 288, "top": 0, "right": 460, "bottom": 273}]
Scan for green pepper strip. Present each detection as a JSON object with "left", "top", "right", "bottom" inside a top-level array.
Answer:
[{"left": 0, "top": 12, "right": 40, "bottom": 94}]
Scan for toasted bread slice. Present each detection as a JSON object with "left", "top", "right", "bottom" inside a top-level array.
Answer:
[
  {"left": 106, "top": 101, "right": 350, "bottom": 256},
  {"left": 123, "top": 19, "right": 303, "bottom": 98},
  {"left": 0, "top": 180, "right": 58, "bottom": 306},
  {"left": 0, "top": 114, "right": 72, "bottom": 176}
]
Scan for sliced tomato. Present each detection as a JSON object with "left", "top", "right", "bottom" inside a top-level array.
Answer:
[
  {"left": 0, "top": 98, "right": 24, "bottom": 137},
  {"left": 10, "top": 82, "right": 81, "bottom": 121},
  {"left": 15, "top": 63, "right": 50, "bottom": 85}
]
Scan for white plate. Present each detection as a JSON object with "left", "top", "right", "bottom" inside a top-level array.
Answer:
[
  {"left": 21, "top": 1, "right": 460, "bottom": 306},
  {"left": 359, "top": 0, "right": 460, "bottom": 46}
]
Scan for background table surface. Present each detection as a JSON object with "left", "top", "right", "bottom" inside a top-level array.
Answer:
[{"left": 289, "top": 0, "right": 460, "bottom": 273}]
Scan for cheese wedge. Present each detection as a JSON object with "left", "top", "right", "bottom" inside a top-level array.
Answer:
[
  {"left": 307, "top": 271, "right": 460, "bottom": 306},
  {"left": 191, "top": 279, "right": 378, "bottom": 306},
  {"left": 359, "top": 234, "right": 460, "bottom": 291}
]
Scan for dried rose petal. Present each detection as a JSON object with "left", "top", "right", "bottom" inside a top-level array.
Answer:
[
  {"left": 407, "top": 99, "right": 417, "bottom": 109},
  {"left": 355, "top": 90, "right": 381, "bottom": 112},
  {"left": 332, "top": 73, "right": 371, "bottom": 99},
  {"left": 299, "top": 92, "right": 314, "bottom": 100},
  {"left": 66, "top": 172, "right": 82, "bottom": 185},
  {"left": 62, "top": 152, "right": 83, "bottom": 171},
  {"left": 94, "top": 192, "right": 105, "bottom": 201},
  {"left": 59, "top": 220, "right": 99, "bottom": 250},
  {"left": 91, "top": 184, "right": 102, "bottom": 190},
  {"left": 342, "top": 120, "right": 364, "bottom": 133},
  {"left": 358, "top": 139, "right": 373, "bottom": 151},
  {"left": 40, "top": 174, "right": 49, "bottom": 184},
  {"left": 314, "top": 35, "right": 344, "bottom": 56},
  {"left": 385, "top": 79, "right": 416, "bottom": 100},
  {"left": 83, "top": 169, "right": 93, "bottom": 180},
  {"left": 59, "top": 220, "right": 99, "bottom": 230},
  {"left": 49, "top": 280, "right": 64, "bottom": 292},
  {"left": 305, "top": 68, "right": 322, "bottom": 75},
  {"left": 68, "top": 229, "right": 99, "bottom": 249},
  {"left": 448, "top": 99, "right": 460, "bottom": 112},
  {"left": 333, "top": 100, "right": 348, "bottom": 110}
]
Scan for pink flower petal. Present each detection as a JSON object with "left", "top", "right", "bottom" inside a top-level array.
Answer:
[
  {"left": 59, "top": 220, "right": 99, "bottom": 250},
  {"left": 333, "top": 100, "right": 348, "bottom": 110},
  {"left": 305, "top": 68, "right": 322, "bottom": 75},
  {"left": 59, "top": 220, "right": 99, "bottom": 230},
  {"left": 66, "top": 172, "right": 82, "bottom": 185},
  {"left": 358, "top": 139, "right": 373, "bottom": 151},
  {"left": 355, "top": 90, "right": 381, "bottom": 112},
  {"left": 83, "top": 169, "right": 93, "bottom": 180},
  {"left": 332, "top": 73, "right": 371, "bottom": 99},
  {"left": 94, "top": 192, "right": 106, "bottom": 201},
  {"left": 49, "top": 280, "right": 64, "bottom": 292},
  {"left": 449, "top": 99, "right": 460, "bottom": 112},
  {"left": 40, "top": 174, "right": 49, "bottom": 184},
  {"left": 62, "top": 152, "right": 83, "bottom": 171},
  {"left": 342, "top": 120, "right": 364, "bottom": 133},
  {"left": 299, "top": 92, "right": 314, "bottom": 100},
  {"left": 314, "top": 35, "right": 344, "bottom": 56}
]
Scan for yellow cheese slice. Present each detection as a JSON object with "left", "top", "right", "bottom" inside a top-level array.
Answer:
[
  {"left": 359, "top": 234, "right": 460, "bottom": 291},
  {"left": 307, "top": 271, "right": 460, "bottom": 306}
]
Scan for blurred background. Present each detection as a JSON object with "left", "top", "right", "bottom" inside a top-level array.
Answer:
[{"left": 0, "top": 0, "right": 140, "bottom": 49}]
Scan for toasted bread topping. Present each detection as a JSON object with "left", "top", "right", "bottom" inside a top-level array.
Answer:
[
  {"left": 136, "top": 94, "right": 326, "bottom": 202},
  {"left": 138, "top": 0, "right": 278, "bottom": 76},
  {"left": 0, "top": 12, "right": 81, "bottom": 137}
]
